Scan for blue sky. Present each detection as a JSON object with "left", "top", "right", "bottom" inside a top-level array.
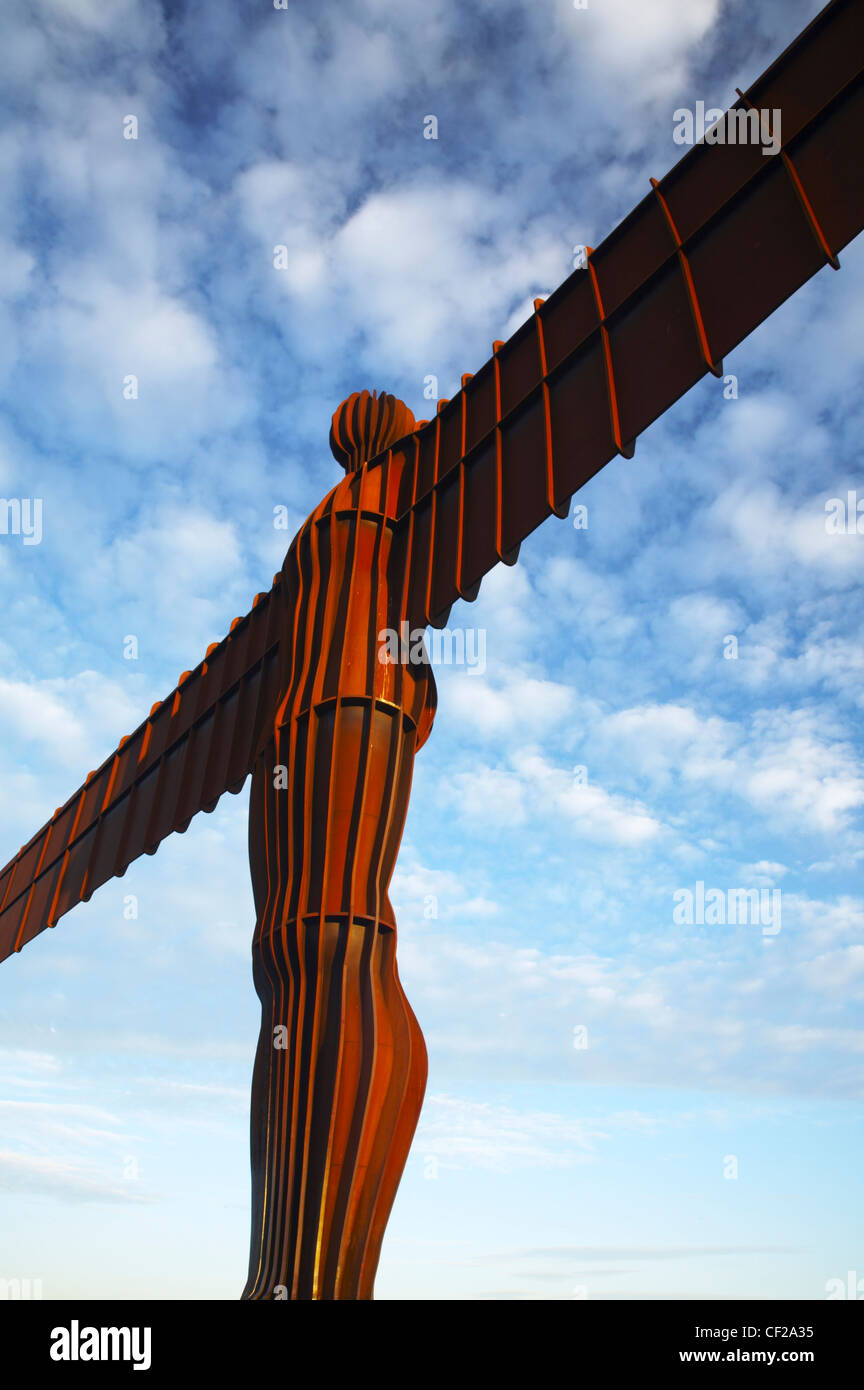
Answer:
[{"left": 0, "top": 0, "right": 862, "bottom": 1301}]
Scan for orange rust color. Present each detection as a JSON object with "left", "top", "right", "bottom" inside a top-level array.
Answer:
[{"left": 242, "top": 391, "right": 435, "bottom": 1298}]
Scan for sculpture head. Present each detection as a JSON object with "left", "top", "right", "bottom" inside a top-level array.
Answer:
[{"left": 329, "top": 389, "right": 416, "bottom": 472}]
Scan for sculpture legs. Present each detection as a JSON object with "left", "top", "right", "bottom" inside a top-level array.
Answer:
[{"left": 242, "top": 701, "right": 427, "bottom": 1299}]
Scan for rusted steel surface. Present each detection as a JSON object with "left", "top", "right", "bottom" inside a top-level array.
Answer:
[
  {"left": 0, "top": 0, "right": 861, "bottom": 1300},
  {"left": 244, "top": 392, "right": 434, "bottom": 1296},
  {"left": 0, "top": 582, "right": 285, "bottom": 960}
]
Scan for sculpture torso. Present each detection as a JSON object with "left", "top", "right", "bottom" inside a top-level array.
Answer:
[
  {"left": 274, "top": 457, "right": 436, "bottom": 748},
  {"left": 251, "top": 452, "right": 437, "bottom": 933}
]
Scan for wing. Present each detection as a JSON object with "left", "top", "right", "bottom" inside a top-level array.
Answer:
[
  {"left": 2, "top": 0, "right": 860, "bottom": 963},
  {"left": 0, "top": 575, "right": 290, "bottom": 965},
  {"left": 386, "top": 0, "right": 863, "bottom": 630}
]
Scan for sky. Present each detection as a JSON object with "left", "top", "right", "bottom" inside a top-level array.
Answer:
[{"left": 0, "top": 0, "right": 862, "bottom": 1302}]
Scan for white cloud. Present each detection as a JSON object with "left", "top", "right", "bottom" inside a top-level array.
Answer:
[
  {"left": 0, "top": 1150, "right": 153, "bottom": 1203},
  {"left": 47, "top": 0, "right": 144, "bottom": 34},
  {"left": 446, "top": 670, "right": 574, "bottom": 739},
  {"left": 741, "top": 861, "right": 788, "bottom": 886},
  {"left": 710, "top": 482, "right": 862, "bottom": 580},
  {"left": 516, "top": 749, "right": 662, "bottom": 845},
  {"left": 577, "top": 0, "right": 722, "bottom": 98},
  {"left": 594, "top": 702, "right": 864, "bottom": 838},
  {"left": 439, "top": 748, "right": 661, "bottom": 846},
  {"left": 0, "top": 670, "right": 147, "bottom": 777},
  {"left": 416, "top": 1093, "right": 601, "bottom": 1171},
  {"left": 444, "top": 765, "right": 528, "bottom": 828},
  {"left": 801, "top": 946, "right": 864, "bottom": 997}
]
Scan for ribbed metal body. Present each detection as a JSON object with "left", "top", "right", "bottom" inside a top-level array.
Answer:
[{"left": 242, "top": 462, "right": 435, "bottom": 1299}]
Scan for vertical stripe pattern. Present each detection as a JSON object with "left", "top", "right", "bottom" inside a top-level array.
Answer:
[{"left": 242, "top": 451, "right": 435, "bottom": 1300}]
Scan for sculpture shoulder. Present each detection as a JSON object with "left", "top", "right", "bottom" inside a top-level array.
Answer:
[
  {"left": 279, "top": 474, "right": 351, "bottom": 571},
  {"left": 282, "top": 457, "right": 407, "bottom": 571},
  {"left": 297, "top": 476, "right": 349, "bottom": 542}
]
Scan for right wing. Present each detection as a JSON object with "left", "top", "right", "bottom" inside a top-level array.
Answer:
[
  {"left": 0, "top": 575, "right": 289, "bottom": 965},
  {"left": 385, "top": 0, "right": 863, "bottom": 630}
]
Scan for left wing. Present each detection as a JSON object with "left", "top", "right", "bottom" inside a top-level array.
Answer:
[{"left": 0, "top": 577, "right": 289, "bottom": 965}]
